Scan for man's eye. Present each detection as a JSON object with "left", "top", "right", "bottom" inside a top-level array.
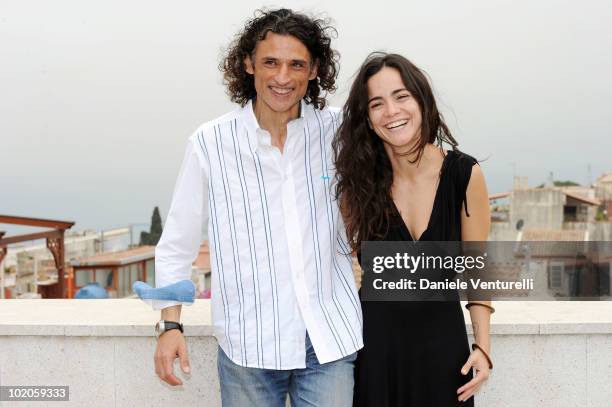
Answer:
[
  {"left": 264, "top": 60, "right": 276, "bottom": 66},
  {"left": 292, "top": 63, "right": 305, "bottom": 68}
]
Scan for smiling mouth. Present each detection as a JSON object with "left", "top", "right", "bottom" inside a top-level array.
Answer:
[
  {"left": 270, "top": 86, "right": 294, "bottom": 96},
  {"left": 384, "top": 119, "right": 408, "bottom": 130}
]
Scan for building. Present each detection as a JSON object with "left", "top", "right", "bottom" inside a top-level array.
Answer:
[
  {"left": 594, "top": 172, "right": 612, "bottom": 218},
  {"left": 2, "top": 228, "right": 131, "bottom": 299},
  {"left": 68, "top": 241, "right": 212, "bottom": 299},
  {"left": 69, "top": 246, "right": 155, "bottom": 298},
  {"left": 489, "top": 177, "right": 612, "bottom": 241}
]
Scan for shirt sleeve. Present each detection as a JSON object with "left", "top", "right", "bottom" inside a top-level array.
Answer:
[{"left": 153, "top": 134, "right": 209, "bottom": 310}]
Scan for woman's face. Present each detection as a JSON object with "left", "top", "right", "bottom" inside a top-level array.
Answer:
[{"left": 366, "top": 66, "right": 422, "bottom": 152}]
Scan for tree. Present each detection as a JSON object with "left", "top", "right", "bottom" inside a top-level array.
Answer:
[
  {"left": 140, "top": 207, "right": 163, "bottom": 246},
  {"left": 595, "top": 206, "right": 607, "bottom": 221}
]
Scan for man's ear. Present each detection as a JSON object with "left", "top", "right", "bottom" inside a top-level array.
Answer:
[
  {"left": 244, "top": 55, "right": 255, "bottom": 75},
  {"left": 309, "top": 59, "right": 318, "bottom": 81}
]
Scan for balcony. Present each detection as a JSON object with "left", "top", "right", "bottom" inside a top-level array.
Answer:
[{"left": 1, "top": 300, "right": 611, "bottom": 406}]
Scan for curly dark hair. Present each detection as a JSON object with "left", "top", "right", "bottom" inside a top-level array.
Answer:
[
  {"left": 332, "top": 52, "right": 459, "bottom": 252},
  {"left": 220, "top": 8, "right": 339, "bottom": 109}
]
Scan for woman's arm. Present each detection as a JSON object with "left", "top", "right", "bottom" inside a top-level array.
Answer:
[
  {"left": 457, "top": 164, "right": 493, "bottom": 402},
  {"left": 461, "top": 164, "right": 492, "bottom": 352}
]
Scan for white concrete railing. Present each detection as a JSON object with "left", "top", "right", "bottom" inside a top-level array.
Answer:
[{"left": 1, "top": 300, "right": 611, "bottom": 407}]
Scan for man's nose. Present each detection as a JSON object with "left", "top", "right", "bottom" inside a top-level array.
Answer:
[{"left": 275, "top": 64, "right": 291, "bottom": 85}]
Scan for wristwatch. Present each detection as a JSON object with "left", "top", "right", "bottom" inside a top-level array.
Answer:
[{"left": 155, "top": 320, "right": 184, "bottom": 339}]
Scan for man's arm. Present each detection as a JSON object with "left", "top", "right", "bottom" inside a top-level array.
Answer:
[
  {"left": 153, "top": 133, "right": 210, "bottom": 386},
  {"left": 154, "top": 133, "right": 210, "bottom": 307},
  {"left": 161, "top": 304, "right": 181, "bottom": 322}
]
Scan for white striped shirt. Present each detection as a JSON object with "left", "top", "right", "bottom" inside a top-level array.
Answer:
[{"left": 155, "top": 100, "right": 363, "bottom": 369}]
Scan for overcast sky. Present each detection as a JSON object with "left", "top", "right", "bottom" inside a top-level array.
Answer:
[{"left": 1, "top": 0, "right": 611, "bottom": 235}]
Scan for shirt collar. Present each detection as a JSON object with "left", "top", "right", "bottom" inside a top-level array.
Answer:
[{"left": 241, "top": 99, "right": 309, "bottom": 152}]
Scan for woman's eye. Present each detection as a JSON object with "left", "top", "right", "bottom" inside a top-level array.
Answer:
[
  {"left": 398, "top": 94, "right": 411, "bottom": 100},
  {"left": 370, "top": 103, "right": 382, "bottom": 109}
]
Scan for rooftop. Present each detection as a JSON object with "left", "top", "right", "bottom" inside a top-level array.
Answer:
[
  {"left": 488, "top": 189, "right": 601, "bottom": 206},
  {"left": 520, "top": 229, "right": 588, "bottom": 241},
  {"left": 596, "top": 172, "right": 612, "bottom": 184},
  {"left": 70, "top": 246, "right": 155, "bottom": 267}
]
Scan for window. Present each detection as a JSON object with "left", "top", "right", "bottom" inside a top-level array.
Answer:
[
  {"left": 563, "top": 206, "right": 577, "bottom": 222},
  {"left": 549, "top": 261, "right": 564, "bottom": 289}
]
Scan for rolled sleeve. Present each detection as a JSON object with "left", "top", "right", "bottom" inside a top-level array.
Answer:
[{"left": 154, "top": 134, "right": 209, "bottom": 309}]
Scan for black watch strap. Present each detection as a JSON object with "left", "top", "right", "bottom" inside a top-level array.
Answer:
[
  {"left": 164, "top": 321, "right": 184, "bottom": 333},
  {"left": 156, "top": 320, "right": 184, "bottom": 338}
]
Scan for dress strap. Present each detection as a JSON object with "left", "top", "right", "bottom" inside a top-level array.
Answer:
[{"left": 452, "top": 150, "right": 479, "bottom": 217}]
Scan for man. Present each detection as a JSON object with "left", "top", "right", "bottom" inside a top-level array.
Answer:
[{"left": 153, "top": 9, "right": 362, "bottom": 407}]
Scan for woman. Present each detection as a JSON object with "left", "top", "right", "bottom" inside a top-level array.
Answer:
[{"left": 333, "top": 53, "right": 494, "bottom": 406}]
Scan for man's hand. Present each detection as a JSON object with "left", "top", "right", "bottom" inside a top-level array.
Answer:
[{"left": 154, "top": 330, "right": 191, "bottom": 386}]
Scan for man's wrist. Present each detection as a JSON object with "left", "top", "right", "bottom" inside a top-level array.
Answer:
[
  {"left": 155, "top": 320, "right": 184, "bottom": 339},
  {"left": 160, "top": 304, "right": 182, "bottom": 321}
]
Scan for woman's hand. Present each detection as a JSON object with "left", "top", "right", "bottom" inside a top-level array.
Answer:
[
  {"left": 352, "top": 257, "right": 362, "bottom": 290},
  {"left": 457, "top": 347, "right": 491, "bottom": 402}
]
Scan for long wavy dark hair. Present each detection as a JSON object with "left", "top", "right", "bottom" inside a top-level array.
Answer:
[
  {"left": 333, "top": 52, "right": 458, "bottom": 251},
  {"left": 220, "top": 8, "right": 339, "bottom": 109}
]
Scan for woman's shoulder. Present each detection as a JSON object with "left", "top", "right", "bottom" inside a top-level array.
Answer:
[
  {"left": 445, "top": 148, "right": 478, "bottom": 167},
  {"left": 442, "top": 148, "right": 480, "bottom": 194}
]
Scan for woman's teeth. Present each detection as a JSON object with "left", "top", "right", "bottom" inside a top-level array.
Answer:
[{"left": 385, "top": 119, "right": 408, "bottom": 130}]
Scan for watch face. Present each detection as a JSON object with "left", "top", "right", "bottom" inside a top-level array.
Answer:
[{"left": 155, "top": 321, "right": 165, "bottom": 338}]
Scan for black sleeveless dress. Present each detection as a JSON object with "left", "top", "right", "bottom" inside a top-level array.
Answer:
[{"left": 354, "top": 150, "right": 478, "bottom": 407}]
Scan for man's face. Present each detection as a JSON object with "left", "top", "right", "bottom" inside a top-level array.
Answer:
[{"left": 245, "top": 32, "right": 318, "bottom": 115}]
